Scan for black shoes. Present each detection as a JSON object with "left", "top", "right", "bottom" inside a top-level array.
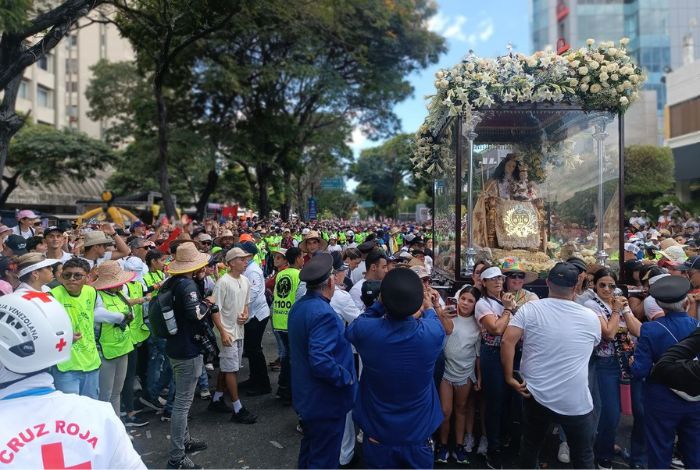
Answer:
[
  {"left": 207, "top": 399, "right": 230, "bottom": 413},
  {"left": 166, "top": 456, "right": 202, "bottom": 469},
  {"left": 246, "top": 387, "right": 272, "bottom": 397},
  {"left": 231, "top": 407, "right": 257, "bottom": 424},
  {"left": 184, "top": 438, "right": 207, "bottom": 453}
]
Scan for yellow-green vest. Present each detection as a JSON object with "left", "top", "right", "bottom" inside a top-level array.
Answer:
[
  {"left": 51, "top": 285, "right": 101, "bottom": 373},
  {"left": 143, "top": 270, "right": 165, "bottom": 297},
  {"left": 97, "top": 290, "right": 134, "bottom": 360},
  {"left": 126, "top": 281, "right": 150, "bottom": 344},
  {"left": 271, "top": 268, "right": 300, "bottom": 331}
]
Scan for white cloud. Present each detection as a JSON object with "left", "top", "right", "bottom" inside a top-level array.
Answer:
[
  {"left": 348, "top": 127, "right": 367, "bottom": 151},
  {"left": 443, "top": 15, "right": 468, "bottom": 42},
  {"left": 427, "top": 10, "right": 494, "bottom": 46}
]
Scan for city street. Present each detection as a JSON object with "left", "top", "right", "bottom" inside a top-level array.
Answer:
[{"left": 132, "top": 326, "right": 634, "bottom": 469}]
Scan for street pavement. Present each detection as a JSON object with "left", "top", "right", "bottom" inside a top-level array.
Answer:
[{"left": 131, "top": 325, "right": 635, "bottom": 469}]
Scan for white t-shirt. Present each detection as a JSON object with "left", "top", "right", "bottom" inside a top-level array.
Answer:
[
  {"left": 350, "top": 260, "right": 366, "bottom": 284},
  {"left": 443, "top": 314, "right": 481, "bottom": 383},
  {"left": 0, "top": 379, "right": 145, "bottom": 469},
  {"left": 643, "top": 295, "right": 664, "bottom": 320},
  {"left": 212, "top": 274, "right": 250, "bottom": 341},
  {"left": 327, "top": 244, "right": 343, "bottom": 254},
  {"left": 509, "top": 298, "right": 601, "bottom": 416},
  {"left": 80, "top": 251, "right": 113, "bottom": 270},
  {"left": 47, "top": 251, "right": 73, "bottom": 264},
  {"left": 331, "top": 286, "right": 361, "bottom": 324},
  {"left": 243, "top": 261, "right": 270, "bottom": 321},
  {"left": 349, "top": 278, "right": 366, "bottom": 311},
  {"left": 475, "top": 296, "right": 505, "bottom": 346},
  {"left": 11, "top": 225, "right": 35, "bottom": 239}
]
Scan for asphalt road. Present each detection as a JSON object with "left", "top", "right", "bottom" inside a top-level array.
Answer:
[{"left": 131, "top": 325, "right": 634, "bottom": 469}]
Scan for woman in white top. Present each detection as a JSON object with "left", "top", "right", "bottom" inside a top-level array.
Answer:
[
  {"left": 436, "top": 285, "right": 482, "bottom": 464},
  {"left": 474, "top": 267, "right": 518, "bottom": 467}
]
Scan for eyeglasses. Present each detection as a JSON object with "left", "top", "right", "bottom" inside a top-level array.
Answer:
[
  {"left": 200, "top": 241, "right": 212, "bottom": 245},
  {"left": 507, "top": 272, "right": 526, "bottom": 280},
  {"left": 597, "top": 282, "right": 616, "bottom": 289},
  {"left": 62, "top": 272, "right": 86, "bottom": 281}
]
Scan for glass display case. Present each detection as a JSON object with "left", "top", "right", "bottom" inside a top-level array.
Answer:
[{"left": 432, "top": 103, "right": 624, "bottom": 284}]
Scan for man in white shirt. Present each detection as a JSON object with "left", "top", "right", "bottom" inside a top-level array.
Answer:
[
  {"left": 210, "top": 247, "right": 257, "bottom": 424},
  {"left": 238, "top": 241, "right": 272, "bottom": 396},
  {"left": 501, "top": 262, "right": 601, "bottom": 469},
  {"left": 44, "top": 226, "right": 73, "bottom": 263},
  {"left": 327, "top": 234, "right": 343, "bottom": 254},
  {"left": 80, "top": 226, "right": 130, "bottom": 270},
  {"left": 349, "top": 249, "right": 388, "bottom": 311}
]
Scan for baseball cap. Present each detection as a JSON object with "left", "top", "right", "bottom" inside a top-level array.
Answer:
[
  {"left": 547, "top": 262, "right": 579, "bottom": 287},
  {"left": 16, "top": 209, "right": 39, "bottom": 220},
  {"left": 480, "top": 267, "right": 504, "bottom": 280},
  {"left": 5, "top": 235, "right": 28, "bottom": 255}
]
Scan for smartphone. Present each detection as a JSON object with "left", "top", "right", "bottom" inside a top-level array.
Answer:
[{"left": 513, "top": 370, "right": 524, "bottom": 383}]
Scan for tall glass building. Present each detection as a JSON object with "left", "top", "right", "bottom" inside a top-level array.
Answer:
[{"left": 531, "top": 0, "right": 700, "bottom": 119}]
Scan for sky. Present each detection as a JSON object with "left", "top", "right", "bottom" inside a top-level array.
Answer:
[{"left": 347, "top": 0, "right": 531, "bottom": 171}]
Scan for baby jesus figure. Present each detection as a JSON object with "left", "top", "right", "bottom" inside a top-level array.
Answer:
[{"left": 509, "top": 163, "right": 533, "bottom": 201}]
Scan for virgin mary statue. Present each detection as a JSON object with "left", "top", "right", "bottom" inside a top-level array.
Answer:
[{"left": 472, "top": 153, "right": 547, "bottom": 251}]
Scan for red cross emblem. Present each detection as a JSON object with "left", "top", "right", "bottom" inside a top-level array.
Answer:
[
  {"left": 41, "top": 442, "right": 91, "bottom": 469},
  {"left": 22, "top": 291, "right": 53, "bottom": 303},
  {"left": 55, "top": 338, "right": 67, "bottom": 352}
]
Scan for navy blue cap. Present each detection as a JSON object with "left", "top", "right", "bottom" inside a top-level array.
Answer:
[
  {"left": 381, "top": 268, "right": 423, "bottom": 318},
  {"left": 650, "top": 276, "right": 690, "bottom": 304},
  {"left": 237, "top": 241, "right": 259, "bottom": 256},
  {"left": 5, "top": 234, "right": 28, "bottom": 255},
  {"left": 547, "top": 262, "right": 579, "bottom": 287}
]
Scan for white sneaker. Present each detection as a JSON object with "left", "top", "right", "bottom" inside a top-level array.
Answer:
[
  {"left": 558, "top": 442, "right": 570, "bottom": 464},
  {"left": 477, "top": 435, "right": 488, "bottom": 456},
  {"left": 464, "top": 434, "right": 475, "bottom": 453}
]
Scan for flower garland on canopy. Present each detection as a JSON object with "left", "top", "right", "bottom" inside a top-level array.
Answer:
[{"left": 412, "top": 38, "right": 645, "bottom": 176}]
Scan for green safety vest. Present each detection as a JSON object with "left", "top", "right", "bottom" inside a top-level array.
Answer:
[
  {"left": 51, "top": 285, "right": 101, "bottom": 373},
  {"left": 143, "top": 270, "right": 165, "bottom": 297},
  {"left": 126, "top": 281, "right": 150, "bottom": 344},
  {"left": 271, "top": 268, "right": 300, "bottom": 331},
  {"left": 254, "top": 241, "right": 266, "bottom": 266},
  {"left": 97, "top": 290, "right": 134, "bottom": 360},
  {"left": 339, "top": 232, "right": 346, "bottom": 244}
]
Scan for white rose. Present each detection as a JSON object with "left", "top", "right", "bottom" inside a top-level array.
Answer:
[
  {"left": 620, "top": 37, "right": 630, "bottom": 46},
  {"left": 580, "top": 84, "right": 589, "bottom": 92},
  {"left": 616, "top": 84, "right": 625, "bottom": 92},
  {"left": 466, "top": 63, "right": 475, "bottom": 71},
  {"left": 611, "top": 73, "right": 619, "bottom": 81},
  {"left": 571, "top": 60, "right": 581, "bottom": 68},
  {"left": 436, "top": 71, "right": 445, "bottom": 79},
  {"left": 527, "top": 57, "right": 538, "bottom": 67},
  {"left": 600, "top": 72, "right": 609, "bottom": 81},
  {"left": 608, "top": 48, "right": 618, "bottom": 56},
  {"left": 600, "top": 66, "right": 608, "bottom": 73},
  {"left": 568, "top": 78, "right": 579, "bottom": 87},
  {"left": 586, "top": 38, "right": 595, "bottom": 46},
  {"left": 629, "top": 74, "right": 639, "bottom": 83},
  {"left": 588, "top": 60, "right": 600, "bottom": 70},
  {"left": 607, "top": 63, "right": 618, "bottom": 72},
  {"left": 582, "top": 76, "right": 591, "bottom": 84},
  {"left": 578, "top": 66, "right": 589, "bottom": 75},
  {"left": 623, "top": 80, "right": 632, "bottom": 90},
  {"left": 620, "top": 96, "right": 629, "bottom": 105},
  {"left": 590, "top": 84, "right": 602, "bottom": 93}
]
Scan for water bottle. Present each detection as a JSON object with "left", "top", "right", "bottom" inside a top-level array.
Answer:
[{"left": 163, "top": 305, "right": 178, "bottom": 335}]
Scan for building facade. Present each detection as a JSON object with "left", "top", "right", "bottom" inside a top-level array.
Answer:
[{"left": 531, "top": 0, "right": 700, "bottom": 142}]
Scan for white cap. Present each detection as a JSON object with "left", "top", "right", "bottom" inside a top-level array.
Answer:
[
  {"left": 302, "top": 228, "right": 310, "bottom": 235},
  {"left": 480, "top": 266, "right": 504, "bottom": 280},
  {"left": 648, "top": 273, "right": 670, "bottom": 286}
]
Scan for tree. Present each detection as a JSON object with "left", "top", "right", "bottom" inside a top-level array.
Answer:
[
  {"left": 108, "top": 0, "right": 237, "bottom": 218},
  {"left": 624, "top": 145, "right": 674, "bottom": 202},
  {"left": 350, "top": 133, "right": 418, "bottom": 217},
  {"left": 193, "top": 0, "right": 445, "bottom": 217},
  {"left": 2, "top": 124, "right": 114, "bottom": 205},
  {"left": 0, "top": 0, "right": 108, "bottom": 203}
]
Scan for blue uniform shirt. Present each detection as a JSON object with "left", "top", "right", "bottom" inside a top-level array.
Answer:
[
  {"left": 346, "top": 301, "right": 445, "bottom": 445},
  {"left": 288, "top": 290, "right": 356, "bottom": 421},
  {"left": 632, "top": 311, "right": 700, "bottom": 405}
]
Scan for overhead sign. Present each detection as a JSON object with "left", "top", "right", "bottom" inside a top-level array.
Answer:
[
  {"left": 320, "top": 177, "right": 345, "bottom": 190},
  {"left": 359, "top": 200, "right": 375, "bottom": 209},
  {"left": 307, "top": 197, "right": 318, "bottom": 221}
]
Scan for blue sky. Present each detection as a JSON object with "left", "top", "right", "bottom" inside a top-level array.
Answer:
[{"left": 348, "top": 0, "right": 531, "bottom": 156}]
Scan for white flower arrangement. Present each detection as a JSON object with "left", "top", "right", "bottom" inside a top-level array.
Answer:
[{"left": 413, "top": 38, "right": 645, "bottom": 176}]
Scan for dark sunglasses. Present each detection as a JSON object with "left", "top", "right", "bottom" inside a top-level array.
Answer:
[
  {"left": 506, "top": 272, "right": 526, "bottom": 280},
  {"left": 200, "top": 240, "right": 212, "bottom": 245},
  {"left": 597, "top": 282, "right": 616, "bottom": 289},
  {"left": 62, "top": 272, "right": 86, "bottom": 280}
]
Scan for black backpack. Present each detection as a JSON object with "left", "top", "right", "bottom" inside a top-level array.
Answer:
[{"left": 149, "top": 277, "right": 178, "bottom": 338}]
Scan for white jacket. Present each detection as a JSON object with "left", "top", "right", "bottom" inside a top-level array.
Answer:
[{"left": 0, "top": 374, "right": 145, "bottom": 469}]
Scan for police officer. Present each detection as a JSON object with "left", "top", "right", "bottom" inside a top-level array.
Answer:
[
  {"left": 271, "top": 247, "right": 303, "bottom": 405},
  {"left": 346, "top": 268, "right": 445, "bottom": 468},
  {"left": 631, "top": 275, "right": 700, "bottom": 469},
  {"left": 288, "top": 253, "right": 356, "bottom": 469},
  {"left": 0, "top": 292, "right": 145, "bottom": 468}
]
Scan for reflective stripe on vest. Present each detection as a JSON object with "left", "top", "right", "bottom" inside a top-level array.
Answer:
[
  {"left": 127, "top": 281, "right": 150, "bottom": 344},
  {"left": 51, "top": 285, "right": 101, "bottom": 373},
  {"left": 97, "top": 291, "right": 134, "bottom": 360},
  {"left": 271, "top": 268, "right": 300, "bottom": 331}
]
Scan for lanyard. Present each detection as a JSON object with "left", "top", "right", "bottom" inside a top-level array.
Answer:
[{"left": 2, "top": 387, "right": 55, "bottom": 400}]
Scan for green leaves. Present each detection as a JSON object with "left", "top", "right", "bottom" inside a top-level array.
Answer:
[{"left": 624, "top": 145, "right": 674, "bottom": 196}]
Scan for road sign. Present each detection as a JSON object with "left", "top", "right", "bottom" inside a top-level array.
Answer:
[
  {"left": 320, "top": 177, "right": 345, "bottom": 190},
  {"left": 308, "top": 197, "right": 318, "bottom": 221},
  {"left": 359, "top": 200, "right": 374, "bottom": 209}
]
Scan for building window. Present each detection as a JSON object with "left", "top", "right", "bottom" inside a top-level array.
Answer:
[
  {"left": 37, "top": 54, "right": 53, "bottom": 73},
  {"left": 65, "top": 81, "right": 79, "bottom": 93},
  {"left": 37, "top": 85, "right": 53, "bottom": 108},
  {"left": 65, "top": 58, "right": 79, "bottom": 74},
  {"left": 18, "top": 80, "right": 29, "bottom": 99},
  {"left": 66, "top": 105, "right": 79, "bottom": 118}
]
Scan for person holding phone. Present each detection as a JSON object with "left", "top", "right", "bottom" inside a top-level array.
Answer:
[{"left": 501, "top": 262, "right": 601, "bottom": 468}]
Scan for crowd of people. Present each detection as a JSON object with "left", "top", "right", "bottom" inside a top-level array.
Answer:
[{"left": 0, "top": 207, "right": 699, "bottom": 469}]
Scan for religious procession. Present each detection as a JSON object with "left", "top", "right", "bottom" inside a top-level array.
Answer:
[{"left": 2, "top": 1, "right": 700, "bottom": 470}]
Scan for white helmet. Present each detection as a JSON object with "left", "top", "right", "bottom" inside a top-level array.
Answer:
[
  {"left": 0, "top": 292, "right": 73, "bottom": 374},
  {"left": 345, "top": 230, "right": 354, "bottom": 238}
]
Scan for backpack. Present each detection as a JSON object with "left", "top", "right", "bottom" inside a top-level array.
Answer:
[{"left": 149, "top": 277, "right": 178, "bottom": 338}]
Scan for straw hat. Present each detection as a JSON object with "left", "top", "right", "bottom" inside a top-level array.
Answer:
[
  {"left": 299, "top": 230, "right": 328, "bottom": 252},
  {"left": 389, "top": 226, "right": 401, "bottom": 236},
  {"left": 214, "top": 230, "right": 235, "bottom": 245},
  {"left": 660, "top": 238, "right": 686, "bottom": 251},
  {"left": 167, "top": 242, "right": 210, "bottom": 275},
  {"left": 500, "top": 257, "right": 538, "bottom": 284},
  {"left": 83, "top": 231, "right": 114, "bottom": 247},
  {"left": 91, "top": 260, "right": 136, "bottom": 290},
  {"left": 659, "top": 245, "right": 688, "bottom": 264}
]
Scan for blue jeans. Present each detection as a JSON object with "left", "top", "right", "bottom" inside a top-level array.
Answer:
[
  {"left": 480, "top": 344, "right": 522, "bottom": 454},
  {"left": 197, "top": 358, "right": 209, "bottom": 390},
  {"left": 168, "top": 355, "right": 203, "bottom": 461},
  {"left": 52, "top": 368, "right": 100, "bottom": 399},
  {"left": 145, "top": 336, "right": 170, "bottom": 401},
  {"left": 593, "top": 356, "right": 621, "bottom": 461},
  {"left": 630, "top": 377, "right": 646, "bottom": 467}
]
